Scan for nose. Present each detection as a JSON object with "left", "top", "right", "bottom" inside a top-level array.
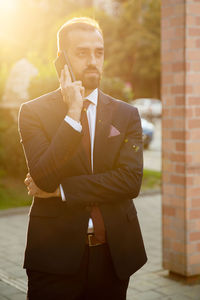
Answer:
[{"left": 87, "top": 52, "right": 96, "bottom": 66}]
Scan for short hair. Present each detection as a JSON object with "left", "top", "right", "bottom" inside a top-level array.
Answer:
[{"left": 57, "top": 17, "right": 103, "bottom": 52}]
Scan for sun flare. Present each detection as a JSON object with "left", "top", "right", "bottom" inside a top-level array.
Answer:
[{"left": 0, "top": 0, "right": 16, "bottom": 13}]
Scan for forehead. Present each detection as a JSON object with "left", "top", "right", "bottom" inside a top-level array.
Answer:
[{"left": 66, "top": 29, "right": 104, "bottom": 50}]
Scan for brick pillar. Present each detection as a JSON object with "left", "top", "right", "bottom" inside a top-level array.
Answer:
[{"left": 162, "top": 0, "right": 200, "bottom": 277}]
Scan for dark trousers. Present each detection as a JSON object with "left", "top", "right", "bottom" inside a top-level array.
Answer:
[{"left": 26, "top": 244, "right": 129, "bottom": 300}]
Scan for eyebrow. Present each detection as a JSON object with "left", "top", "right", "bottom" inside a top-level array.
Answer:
[{"left": 76, "top": 47, "right": 104, "bottom": 51}]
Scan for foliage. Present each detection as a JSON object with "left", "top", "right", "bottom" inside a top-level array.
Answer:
[
  {"left": 100, "top": 76, "right": 134, "bottom": 101},
  {"left": 27, "top": 52, "right": 59, "bottom": 99},
  {"left": 0, "top": 0, "right": 161, "bottom": 182},
  {"left": 0, "top": 109, "right": 27, "bottom": 178},
  {"left": 142, "top": 169, "right": 161, "bottom": 190},
  {"left": 0, "top": 63, "right": 9, "bottom": 100},
  {"left": 0, "top": 0, "right": 161, "bottom": 101},
  {"left": 0, "top": 168, "right": 160, "bottom": 210},
  {"left": 105, "top": 0, "right": 161, "bottom": 98},
  {"left": 0, "top": 178, "right": 31, "bottom": 210}
]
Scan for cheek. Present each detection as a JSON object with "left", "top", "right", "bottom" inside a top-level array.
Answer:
[
  {"left": 98, "top": 57, "right": 104, "bottom": 70},
  {"left": 72, "top": 61, "right": 85, "bottom": 76}
]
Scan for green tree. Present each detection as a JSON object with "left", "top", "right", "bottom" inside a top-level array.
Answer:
[
  {"left": 105, "top": 0, "right": 161, "bottom": 99},
  {"left": 0, "top": 0, "right": 161, "bottom": 101}
]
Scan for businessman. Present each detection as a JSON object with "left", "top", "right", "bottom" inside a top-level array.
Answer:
[{"left": 19, "top": 17, "right": 147, "bottom": 300}]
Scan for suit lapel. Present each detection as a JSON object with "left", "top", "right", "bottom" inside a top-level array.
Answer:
[{"left": 93, "top": 90, "right": 113, "bottom": 173}]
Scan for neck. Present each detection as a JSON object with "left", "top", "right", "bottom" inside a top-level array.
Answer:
[{"left": 84, "top": 88, "right": 96, "bottom": 97}]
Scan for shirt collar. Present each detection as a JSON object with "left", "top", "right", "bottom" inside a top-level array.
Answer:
[{"left": 85, "top": 88, "right": 98, "bottom": 106}]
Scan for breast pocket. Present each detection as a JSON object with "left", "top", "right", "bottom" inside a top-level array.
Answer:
[{"left": 107, "top": 133, "right": 124, "bottom": 144}]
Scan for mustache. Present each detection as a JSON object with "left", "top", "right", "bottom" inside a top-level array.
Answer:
[{"left": 84, "top": 67, "right": 100, "bottom": 74}]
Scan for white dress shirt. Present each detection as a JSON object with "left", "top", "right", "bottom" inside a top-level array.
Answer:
[{"left": 60, "top": 88, "right": 98, "bottom": 230}]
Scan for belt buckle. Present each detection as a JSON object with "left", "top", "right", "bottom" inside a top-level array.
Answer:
[
  {"left": 88, "top": 234, "right": 94, "bottom": 247},
  {"left": 87, "top": 234, "right": 104, "bottom": 247}
]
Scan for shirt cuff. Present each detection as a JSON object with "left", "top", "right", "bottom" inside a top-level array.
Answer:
[
  {"left": 60, "top": 184, "right": 66, "bottom": 202},
  {"left": 64, "top": 116, "right": 82, "bottom": 132}
]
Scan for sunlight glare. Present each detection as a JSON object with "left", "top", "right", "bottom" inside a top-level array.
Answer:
[{"left": 0, "top": 0, "right": 16, "bottom": 13}]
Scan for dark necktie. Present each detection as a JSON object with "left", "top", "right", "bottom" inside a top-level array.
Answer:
[
  {"left": 81, "top": 100, "right": 106, "bottom": 243},
  {"left": 81, "top": 100, "right": 91, "bottom": 166}
]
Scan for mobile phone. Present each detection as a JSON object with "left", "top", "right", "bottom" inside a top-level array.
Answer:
[{"left": 54, "top": 51, "right": 76, "bottom": 82}]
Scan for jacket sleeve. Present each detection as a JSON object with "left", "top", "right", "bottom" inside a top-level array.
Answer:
[
  {"left": 18, "top": 103, "right": 83, "bottom": 192},
  {"left": 60, "top": 108, "right": 143, "bottom": 205}
]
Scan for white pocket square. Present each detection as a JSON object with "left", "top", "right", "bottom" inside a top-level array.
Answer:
[{"left": 108, "top": 125, "right": 120, "bottom": 138}]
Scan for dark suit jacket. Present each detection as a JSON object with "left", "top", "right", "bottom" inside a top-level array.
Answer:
[{"left": 18, "top": 88, "right": 147, "bottom": 280}]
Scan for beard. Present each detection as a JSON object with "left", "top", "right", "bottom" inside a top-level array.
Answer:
[{"left": 79, "top": 67, "right": 101, "bottom": 90}]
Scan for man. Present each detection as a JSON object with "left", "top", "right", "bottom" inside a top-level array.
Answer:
[{"left": 18, "top": 17, "right": 147, "bottom": 300}]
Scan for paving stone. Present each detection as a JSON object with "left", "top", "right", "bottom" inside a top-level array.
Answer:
[
  {"left": 181, "top": 285, "right": 200, "bottom": 299},
  {"left": 158, "top": 284, "right": 195, "bottom": 297},
  {"left": 9, "top": 292, "right": 27, "bottom": 300},
  {"left": 0, "top": 280, "right": 26, "bottom": 300},
  {"left": 166, "top": 294, "right": 196, "bottom": 300},
  {"left": 132, "top": 290, "right": 164, "bottom": 300},
  {"left": 131, "top": 280, "right": 158, "bottom": 292},
  {"left": 127, "top": 287, "right": 140, "bottom": 299},
  {"left": 152, "top": 276, "right": 178, "bottom": 287},
  {"left": 0, "top": 296, "right": 9, "bottom": 300},
  {"left": 0, "top": 282, "right": 20, "bottom": 297}
]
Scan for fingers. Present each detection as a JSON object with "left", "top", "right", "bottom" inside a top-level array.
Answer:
[
  {"left": 60, "top": 73, "right": 82, "bottom": 90},
  {"left": 60, "top": 64, "right": 72, "bottom": 86},
  {"left": 24, "top": 178, "right": 29, "bottom": 186},
  {"left": 24, "top": 174, "right": 32, "bottom": 186},
  {"left": 28, "top": 189, "right": 35, "bottom": 196},
  {"left": 27, "top": 181, "right": 42, "bottom": 197},
  {"left": 60, "top": 64, "right": 82, "bottom": 88},
  {"left": 80, "top": 86, "right": 85, "bottom": 98},
  {"left": 24, "top": 175, "right": 60, "bottom": 198},
  {"left": 59, "top": 65, "right": 83, "bottom": 110},
  {"left": 75, "top": 81, "right": 83, "bottom": 87},
  {"left": 64, "top": 64, "right": 72, "bottom": 83},
  {"left": 60, "top": 69, "right": 64, "bottom": 86},
  {"left": 24, "top": 176, "right": 51, "bottom": 198},
  {"left": 27, "top": 181, "right": 37, "bottom": 196},
  {"left": 24, "top": 174, "right": 37, "bottom": 196}
]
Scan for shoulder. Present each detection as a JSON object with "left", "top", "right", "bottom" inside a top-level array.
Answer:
[
  {"left": 100, "top": 90, "right": 138, "bottom": 116},
  {"left": 20, "top": 88, "right": 61, "bottom": 112}
]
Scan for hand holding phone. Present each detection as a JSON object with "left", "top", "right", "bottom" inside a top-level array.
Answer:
[
  {"left": 54, "top": 51, "right": 76, "bottom": 82},
  {"left": 54, "top": 51, "right": 84, "bottom": 122}
]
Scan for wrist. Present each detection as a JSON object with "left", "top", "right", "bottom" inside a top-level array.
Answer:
[
  {"left": 55, "top": 187, "right": 61, "bottom": 197},
  {"left": 67, "top": 108, "right": 81, "bottom": 122}
]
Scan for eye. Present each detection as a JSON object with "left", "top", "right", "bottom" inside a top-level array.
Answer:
[
  {"left": 77, "top": 50, "right": 86, "bottom": 57},
  {"left": 96, "top": 50, "right": 104, "bottom": 57}
]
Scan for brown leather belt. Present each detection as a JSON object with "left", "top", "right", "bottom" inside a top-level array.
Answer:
[{"left": 86, "top": 234, "right": 106, "bottom": 247}]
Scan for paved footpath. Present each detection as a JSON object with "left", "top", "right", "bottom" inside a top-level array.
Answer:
[{"left": 0, "top": 194, "right": 200, "bottom": 300}]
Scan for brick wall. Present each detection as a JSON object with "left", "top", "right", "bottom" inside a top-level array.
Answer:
[{"left": 162, "top": 0, "right": 200, "bottom": 276}]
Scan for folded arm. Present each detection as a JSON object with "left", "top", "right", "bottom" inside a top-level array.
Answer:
[
  {"left": 20, "top": 102, "right": 143, "bottom": 204},
  {"left": 19, "top": 103, "right": 83, "bottom": 192},
  {"left": 61, "top": 108, "right": 143, "bottom": 205}
]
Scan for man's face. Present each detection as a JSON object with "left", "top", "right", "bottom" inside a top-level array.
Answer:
[{"left": 64, "top": 29, "right": 104, "bottom": 90}]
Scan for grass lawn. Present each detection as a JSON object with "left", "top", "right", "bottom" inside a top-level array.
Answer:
[
  {"left": 142, "top": 169, "right": 161, "bottom": 191},
  {"left": 0, "top": 169, "right": 161, "bottom": 210}
]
